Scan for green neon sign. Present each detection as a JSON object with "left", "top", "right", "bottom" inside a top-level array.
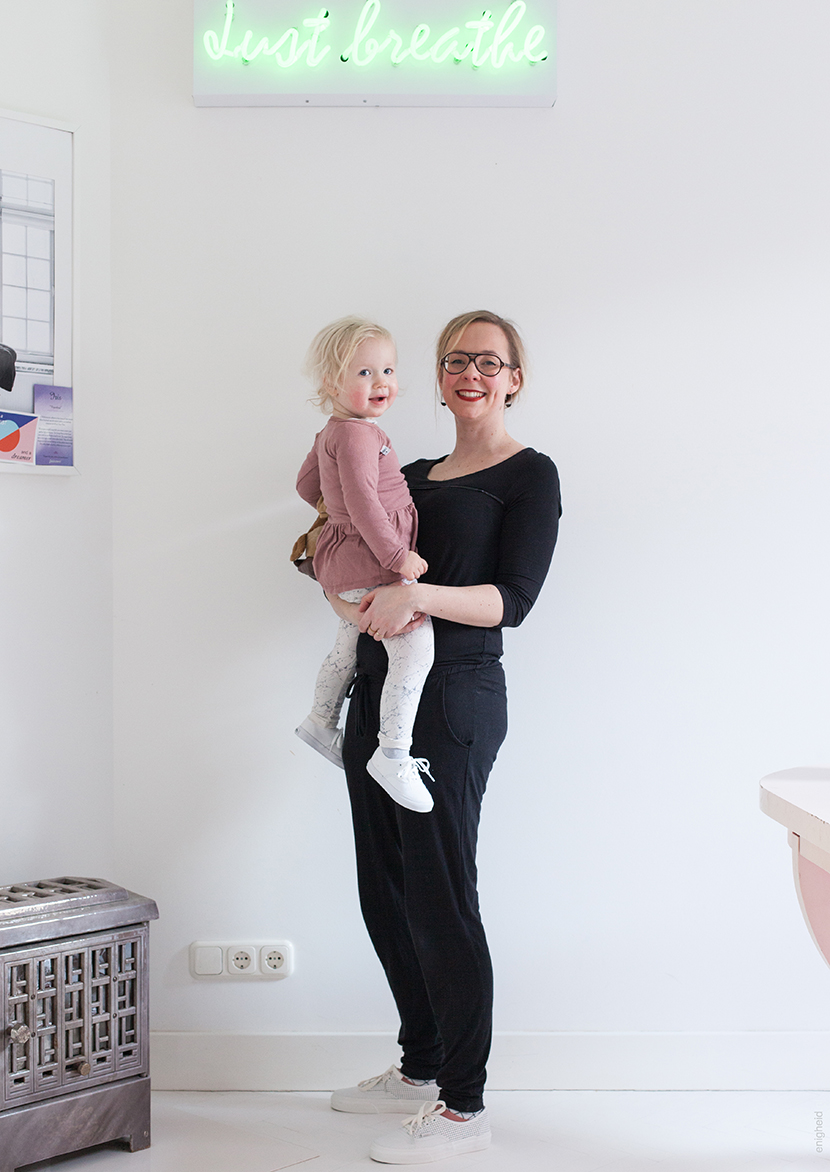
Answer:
[
  {"left": 202, "top": 2, "right": 548, "bottom": 70},
  {"left": 204, "top": 4, "right": 332, "bottom": 66},
  {"left": 193, "top": 0, "right": 557, "bottom": 106}
]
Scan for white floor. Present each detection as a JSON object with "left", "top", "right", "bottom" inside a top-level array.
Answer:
[{"left": 22, "top": 1089, "right": 830, "bottom": 1171}]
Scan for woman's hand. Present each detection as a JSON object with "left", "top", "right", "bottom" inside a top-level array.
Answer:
[{"left": 358, "top": 584, "right": 426, "bottom": 639}]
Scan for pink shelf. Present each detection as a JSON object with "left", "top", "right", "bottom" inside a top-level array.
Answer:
[{"left": 760, "top": 768, "right": 830, "bottom": 968}]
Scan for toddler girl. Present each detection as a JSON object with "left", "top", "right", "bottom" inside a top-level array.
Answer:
[{"left": 295, "top": 317, "right": 434, "bottom": 813}]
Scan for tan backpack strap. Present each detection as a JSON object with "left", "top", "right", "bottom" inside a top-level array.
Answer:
[
  {"left": 290, "top": 531, "right": 309, "bottom": 562},
  {"left": 291, "top": 495, "right": 328, "bottom": 563}
]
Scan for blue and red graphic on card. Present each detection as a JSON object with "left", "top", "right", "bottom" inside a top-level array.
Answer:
[{"left": 0, "top": 411, "right": 38, "bottom": 464}]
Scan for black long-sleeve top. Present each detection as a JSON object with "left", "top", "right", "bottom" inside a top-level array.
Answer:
[{"left": 360, "top": 448, "right": 560, "bottom": 670}]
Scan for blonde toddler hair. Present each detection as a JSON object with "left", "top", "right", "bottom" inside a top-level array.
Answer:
[{"left": 305, "top": 316, "right": 395, "bottom": 413}]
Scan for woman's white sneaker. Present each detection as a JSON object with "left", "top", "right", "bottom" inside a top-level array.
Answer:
[
  {"left": 370, "top": 1101, "right": 491, "bottom": 1163},
  {"left": 331, "top": 1065, "right": 439, "bottom": 1114},
  {"left": 294, "top": 716, "right": 344, "bottom": 769},
  {"left": 367, "top": 748, "right": 434, "bottom": 812}
]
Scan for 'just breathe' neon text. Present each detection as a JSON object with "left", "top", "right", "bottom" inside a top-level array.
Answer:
[{"left": 202, "top": 2, "right": 549, "bottom": 70}]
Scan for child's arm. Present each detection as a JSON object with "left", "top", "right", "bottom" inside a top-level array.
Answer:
[
  {"left": 296, "top": 445, "right": 322, "bottom": 506},
  {"left": 399, "top": 550, "right": 428, "bottom": 580},
  {"left": 334, "top": 424, "right": 419, "bottom": 576}
]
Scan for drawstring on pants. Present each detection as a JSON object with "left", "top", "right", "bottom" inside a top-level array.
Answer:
[{"left": 346, "top": 671, "right": 373, "bottom": 739}]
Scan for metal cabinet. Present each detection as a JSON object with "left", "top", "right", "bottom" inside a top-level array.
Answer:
[{"left": 0, "top": 878, "right": 158, "bottom": 1172}]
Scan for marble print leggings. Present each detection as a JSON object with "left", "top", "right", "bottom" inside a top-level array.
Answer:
[{"left": 310, "top": 586, "right": 434, "bottom": 751}]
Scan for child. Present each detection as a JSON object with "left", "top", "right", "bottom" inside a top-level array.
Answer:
[{"left": 295, "top": 317, "right": 435, "bottom": 813}]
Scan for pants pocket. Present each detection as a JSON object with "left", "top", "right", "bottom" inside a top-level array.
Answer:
[
  {"left": 440, "top": 673, "right": 474, "bottom": 748},
  {"left": 439, "top": 666, "right": 507, "bottom": 751}
]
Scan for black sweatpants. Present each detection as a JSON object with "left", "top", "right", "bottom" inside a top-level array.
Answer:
[{"left": 343, "top": 655, "right": 508, "bottom": 1113}]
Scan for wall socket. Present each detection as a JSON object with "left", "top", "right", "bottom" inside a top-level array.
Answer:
[{"left": 189, "top": 941, "right": 294, "bottom": 980}]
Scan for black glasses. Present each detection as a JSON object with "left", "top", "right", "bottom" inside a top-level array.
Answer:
[{"left": 440, "top": 351, "right": 517, "bottom": 377}]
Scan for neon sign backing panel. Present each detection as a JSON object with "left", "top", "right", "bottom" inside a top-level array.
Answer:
[{"left": 193, "top": 0, "right": 557, "bottom": 106}]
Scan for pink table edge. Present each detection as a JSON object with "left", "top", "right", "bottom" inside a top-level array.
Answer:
[{"left": 760, "top": 767, "right": 830, "bottom": 969}]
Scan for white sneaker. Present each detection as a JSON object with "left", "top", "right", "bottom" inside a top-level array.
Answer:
[
  {"left": 331, "top": 1065, "right": 439, "bottom": 1114},
  {"left": 294, "top": 717, "right": 343, "bottom": 769},
  {"left": 370, "top": 1101, "right": 491, "bottom": 1163},
  {"left": 367, "top": 748, "right": 434, "bottom": 813}
]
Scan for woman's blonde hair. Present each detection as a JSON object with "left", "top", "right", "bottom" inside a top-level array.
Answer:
[
  {"left": 435, "top": 310, "right": 527, "bottom": 407},
  {"left": 305, "top": 316, "right": 395, "bottom": 412}
]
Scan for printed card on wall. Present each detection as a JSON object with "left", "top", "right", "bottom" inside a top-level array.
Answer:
[
  {"left": 0, "top": 411, "right": 38, "bottom": 465},
  {"left": 33, "top": 383, "right": 73, "bottom": 467},
  {"left": 0, "top": 114, "right": 73, "bottom": 473}
]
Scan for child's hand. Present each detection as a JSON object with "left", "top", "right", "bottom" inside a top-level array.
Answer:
[{"left": 400, "top": 550, "right": 428, "bottom": 581}]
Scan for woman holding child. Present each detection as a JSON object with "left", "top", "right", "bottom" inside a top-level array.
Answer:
[{"left": 312, "top": 309, "right": 560, "bottom": 1164}]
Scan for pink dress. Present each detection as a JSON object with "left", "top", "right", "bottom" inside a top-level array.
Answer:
[{"left": 296, "top": 417, "right": 418, "bottom": 595}]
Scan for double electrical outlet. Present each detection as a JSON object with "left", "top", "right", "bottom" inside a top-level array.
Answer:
[{"left": 189, "top": 940, "right": 294, "bottom": 980}]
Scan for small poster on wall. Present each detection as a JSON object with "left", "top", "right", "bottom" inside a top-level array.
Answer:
[
  {"left": 0, "top": 111, "right": 73, "bottom": 474},
  {"left": 0, "top": 409, "right": 38, "bottom": 465}
]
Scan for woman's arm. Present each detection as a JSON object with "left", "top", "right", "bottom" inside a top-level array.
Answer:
[
  {"left": 360, "top": 453, "right": 561, "bottom": 640},
  {"left": 358, "top": 582, "right": 503, "bottom": 639},
  {"left": 328, "top": 587, "right": 426, "bottom": 635},
  {"left": 325, "top": 592, "right": 362, "bottom": 625}
]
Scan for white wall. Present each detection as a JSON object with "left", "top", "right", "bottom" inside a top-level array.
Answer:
[
  {"left": 0, "top": 1, "right": 113, "bottom": 882},
  {"left": 3, "top": 0, "right": 829, "bottom": 1090},
  {"left": 108, "top": 0, "right": 830, "bottom": 1081}
]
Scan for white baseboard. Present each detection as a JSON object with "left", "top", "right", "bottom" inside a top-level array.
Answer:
[{"left": 150, "top": 1031, "right": 830, "bottom": 1091}]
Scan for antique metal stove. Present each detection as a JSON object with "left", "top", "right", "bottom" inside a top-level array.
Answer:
[{"left": 0, "top": 877, "right": 158, "bottom": 1172}]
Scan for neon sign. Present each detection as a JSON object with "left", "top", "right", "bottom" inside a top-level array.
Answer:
[
  {"left": 203, "top": 2, "right": 547, "bottom": 69},
  {"left": 204, "top": 5, "right": 332, "bottom": 67},
  {"left": 194, "top": 0, "right": 557, "bottom": 106},
  {"left": 340, "top": 2, "right": 548, "bottom": 68}
]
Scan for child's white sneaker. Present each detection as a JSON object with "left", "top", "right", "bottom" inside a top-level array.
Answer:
[
  {"left": 369, "top": 1101, "right": 491, "bottom": 1163},
  {"left": 295, "top": 717, "right": 344, "bottom": 769},
  {"left": 367, "top": 748, "right": 434, "bottom": 813}
]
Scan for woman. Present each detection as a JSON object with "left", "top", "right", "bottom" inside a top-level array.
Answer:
[{"left": 329, "top": 311, "right": 561, "bottom": 1165}]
